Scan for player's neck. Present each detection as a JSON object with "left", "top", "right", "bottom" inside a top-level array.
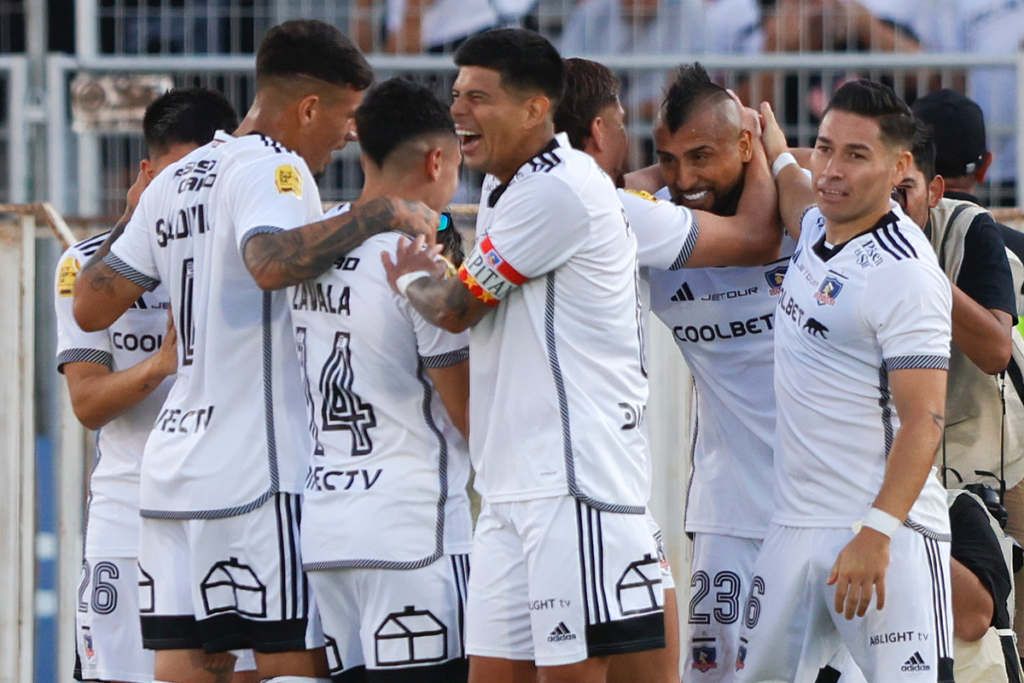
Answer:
[
  {"left": 354, "top": 175, "right": 425, "bottom": 214},
  {"left": 234, "top": 100, "right": 297, "bottom": 152},
  {"left": 491, "top": 126, "right": 557, "bottom": 185},
  {"left": 823, "top": 200, "right": 892, "bottom": 246}
]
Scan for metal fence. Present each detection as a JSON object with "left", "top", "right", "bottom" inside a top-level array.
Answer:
[
  {"left": 45, "top": 51, "right": 1024, "bottom": 221},
  {"left": 2, "top": 48, "right": 1023, "bottom": 683}
]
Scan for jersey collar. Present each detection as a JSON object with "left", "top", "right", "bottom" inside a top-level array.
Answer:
[
  {"left": 486, "top": 135, "right": 565, "bottom": 208},
  {"left": 813, "top": 209, "right": 899, "bottom": 262}
]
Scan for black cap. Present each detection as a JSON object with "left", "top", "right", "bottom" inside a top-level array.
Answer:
[{"left": 911, "top": 89, "right": 987, "bottom": 177}]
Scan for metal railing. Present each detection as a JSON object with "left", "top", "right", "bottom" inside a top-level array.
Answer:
[{"left": 45, "top": 50, "right": 1024, "bottom": 218}]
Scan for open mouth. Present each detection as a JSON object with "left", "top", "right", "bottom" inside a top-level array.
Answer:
[
  {"left": 457, "top": 129, "right": 482, "bottom": 155},
  {"left": 682, "top": 189, "right": 709, "bottom": 203},
  {"left": 817, "top": 187, "right": 848, "bottom": 200}
]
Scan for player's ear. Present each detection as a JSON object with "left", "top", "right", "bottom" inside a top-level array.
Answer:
[
  {"left": 425, "top": 147, "right": 444, "bottom": 181},
  {"left": 296, "top": 93, "right": 320, "bottom": 127},
  {"left": 738, "top": 128, "right": 753, "bottom": 163},
  {"left": 892, "top": 149, "right": 912, "bottom": 186},
  {"left": 140, "top": 158, "right": 155, "bottom": 181},
  {"left": 524, "top": 95, "right": 551, "bottom": 130},
  {"left": 588, "top": 116, "right": 606, "bottom": 153},
  {"left": 928, "top": 174, "right": 945, "bottom": 209}
]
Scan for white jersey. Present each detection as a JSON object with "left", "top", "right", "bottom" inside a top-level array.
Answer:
[
  {"left": 463, "top": 133, "right": 650, "bottom": 512},
  {"left": 625, "top": 187, "right": 787, "bottom": 539},
  {"left": 54, "top": 232, "right": 173, "bottom": 556},
  {"left": 109, "top": 131, "right": 320, "bottom": 518},
  {"left": 773, "top": 204, "right": 952, "bottom": 535},
  {"left": 292, "top": 204, "right": 472, "bottom": 569}
]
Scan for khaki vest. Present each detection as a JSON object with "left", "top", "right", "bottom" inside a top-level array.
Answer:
[{"left": 929, "top": 198, "right": 1024, "bottom": 489}]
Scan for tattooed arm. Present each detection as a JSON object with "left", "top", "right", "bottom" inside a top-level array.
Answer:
[
  {"left": 382, "top": 235, "right": 492, "bottom": 333},
  {"left": 73, "top": 259, "right": 147, "bottom": 332},
  {"left": 243, "top": 196, "right": 439, "bottom": 290}
]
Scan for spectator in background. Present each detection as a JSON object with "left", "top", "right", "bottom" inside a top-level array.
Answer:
[
  {"left": 912, "top": 89, "right": 1024, "bottom": 271},
  {"left": 950, "top": 0, "right": 1024, "bottom": 206},
  {"left": 560, "top": 0, "right": 706, "bottom": 117},
  {"left": 742, "top": 0, "right": 921, "bottom": 145},
  {"left": 386, "top": 0, "right": 497, "bottom": 52},
  {"left": 704, "top": 0, "right": 761, "bottom": 54}
]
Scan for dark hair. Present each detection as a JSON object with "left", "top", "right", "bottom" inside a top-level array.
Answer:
[
  {"left": 554, "top": 58, "right": 620, "bottom": 150},
  {"left": 661, "top": 62, "right": 730, "bottom": 133},
  {"left": 438, "top": 218, "right": 465, "bottom": 268},
  {"left": 454, "top": 28, "right": 565, "bottom": 105},
  {"left": 910, "top": 118, "right": 937, "bottom": 181},
  {"left": 822, "top": 80, "right": 915, "bottom": 151},
  {"left": 143, "top": 87, "right": 239, "bottom": 156},
  {"left": 257, "top": 20, "right": 373, "bottom": 91},
  {"left": 355, "top": 78, "right": 456, "bottom": 168}
]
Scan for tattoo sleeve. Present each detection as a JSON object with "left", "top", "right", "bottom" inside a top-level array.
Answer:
[
  {"left": 405, "top": 276, "right": 491, "bottom": 333},
  {"left": 243, "top": 196, "right": 405, "bottom": 290},
  {"left": 930, "top": 411, "right": 946, "bottom": 432}
]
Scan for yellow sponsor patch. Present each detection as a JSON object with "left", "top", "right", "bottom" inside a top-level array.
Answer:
[
  {"left": 623, "top": 189, "right": 657, "bottom": 202},
  {"left": 275, "top": 164, "right": 303, "bottom": 198},
  {"left": 57, "top": 256, "right": 81, "bottom": 297}
]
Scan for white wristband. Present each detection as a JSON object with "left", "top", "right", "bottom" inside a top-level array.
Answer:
[
  {"left": 772, "top": 152, "right": 798, "bottom": 179},
  {"left": 395, "top": 270, "right": 432, "bottom": 298},
  {"left": 852, "top": 508, "right": 902, "bottom": 538}
]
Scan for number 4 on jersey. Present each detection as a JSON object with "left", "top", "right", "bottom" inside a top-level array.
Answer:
[{"left": 319, "top": 331, "right": 377, "bottom": 456}]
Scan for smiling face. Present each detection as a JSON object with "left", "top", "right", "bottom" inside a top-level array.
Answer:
[
  {"left": 451, "top": 66, "right": 548, "bottom": 182},
  {"left": 810, "top": 109, "right": 910, "bottom": 227},
  {"left": 298, "top": 85, "right": 364, "bottom": 177},
  {"left": 654, "top": 98, "right": 751, "bottom": 215}
]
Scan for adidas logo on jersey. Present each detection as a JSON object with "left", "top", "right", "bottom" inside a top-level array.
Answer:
[
  {"left": 901, "top": 652, "right": 930, "bottom": 672},
  {"left": 547, "top": 622, "right": 577, "bottom": 643},
  {"left": 671, "top": 283, "right": 694, "bottom": 302}
]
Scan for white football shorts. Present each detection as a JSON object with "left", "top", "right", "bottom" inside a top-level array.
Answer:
[
  {"left": 309, "top": 554, "right": 469, "bottom": 682},
  {"left": 138, "top": 492, "right": 323, "bottom": 654},
  {"left": 75, "top": 557, "right": 154, "bottom": 683},
  {"left": 466, "top": 495, "right": 665, "bottom": 667},
  {"left": 684, "top": 533, "right": 762, "bottom": 682},
  {"left": 735, "top": 524, "right": 954, "bottom": 683}
]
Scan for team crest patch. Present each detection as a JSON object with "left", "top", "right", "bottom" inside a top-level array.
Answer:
[
  {"left": 274, "top": 164, "right": 302, "bottom": 198},
  {"left": 736, "top": 642, "right": 747, "bottom": 670},
  {"left": 58, "top": 256, "right": 81, "bottom": 297},
  {"left": 814, "top": 275, "right": 844, "bottom": 306},
  {"left": 764, "top": 265, "right": 787, "bottom": 296},
  {"left": 623, "top": 189, "right": 657, "bottom": 202},
  {"left": 692, "top": 639, "right": 718, "bottom": 672}
]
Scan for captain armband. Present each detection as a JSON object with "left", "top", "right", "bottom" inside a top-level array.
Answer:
[{"left": 457, "top": 236, "right": 527, "bottom": 307}]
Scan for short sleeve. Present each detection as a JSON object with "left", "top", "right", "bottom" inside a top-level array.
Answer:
[
  {"left": 108, "top": 198, "right": 161, "bottom": 291},
  {"left": 459, "top": 174, "right": 592, "bottom": 306},
  {"left": 411, "top": 307, "right": 469, "bottom": 368},
  {"left": 485, "top": 174, "right": 591, "bottom": 279},
  {"left": 619, "top": 189, "right": 698, "bottom": 270},
  {"left": 54, "top": 247, "right": 113, "bottom": 372},
  {"left": 957, "top": 215, "right": 1017, "bottom": 318},
  {"left": 231, "top": 153, "right": 322, "bottom": 251},
  {"left": 865, "top": 260, "right": 952, "bottom": 369}
]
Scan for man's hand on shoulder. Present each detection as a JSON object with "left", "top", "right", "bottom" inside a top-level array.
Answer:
[
  {"left": 827, "top": 528, "right": 891, "bottom": 619},
  {"left": 387, "top": 198, "right": 440, "bottom": 245},
  {"left": 381, "top": 234, "right": 445, "bottom": 295}
]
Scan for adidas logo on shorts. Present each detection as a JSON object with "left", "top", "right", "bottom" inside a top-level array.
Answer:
[
  {"left": 548, "top": 622, "right": 577, "bottom": 643},
  {"left": 901, "top": 652, "right": 930, "bottom": 672}
]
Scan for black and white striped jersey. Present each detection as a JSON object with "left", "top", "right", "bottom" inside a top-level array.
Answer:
[
  {"left": 293, "top": 204, "right": 472, "bottom": 570},
  {"left": 55, "top": 233, "right": 173, "bottom": 556},
  {"left": 772, "top": 203, "right": 952, "bottom": 536},
  {"left": 109, "top": 131, "right": 321, "bottom": 518}
]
